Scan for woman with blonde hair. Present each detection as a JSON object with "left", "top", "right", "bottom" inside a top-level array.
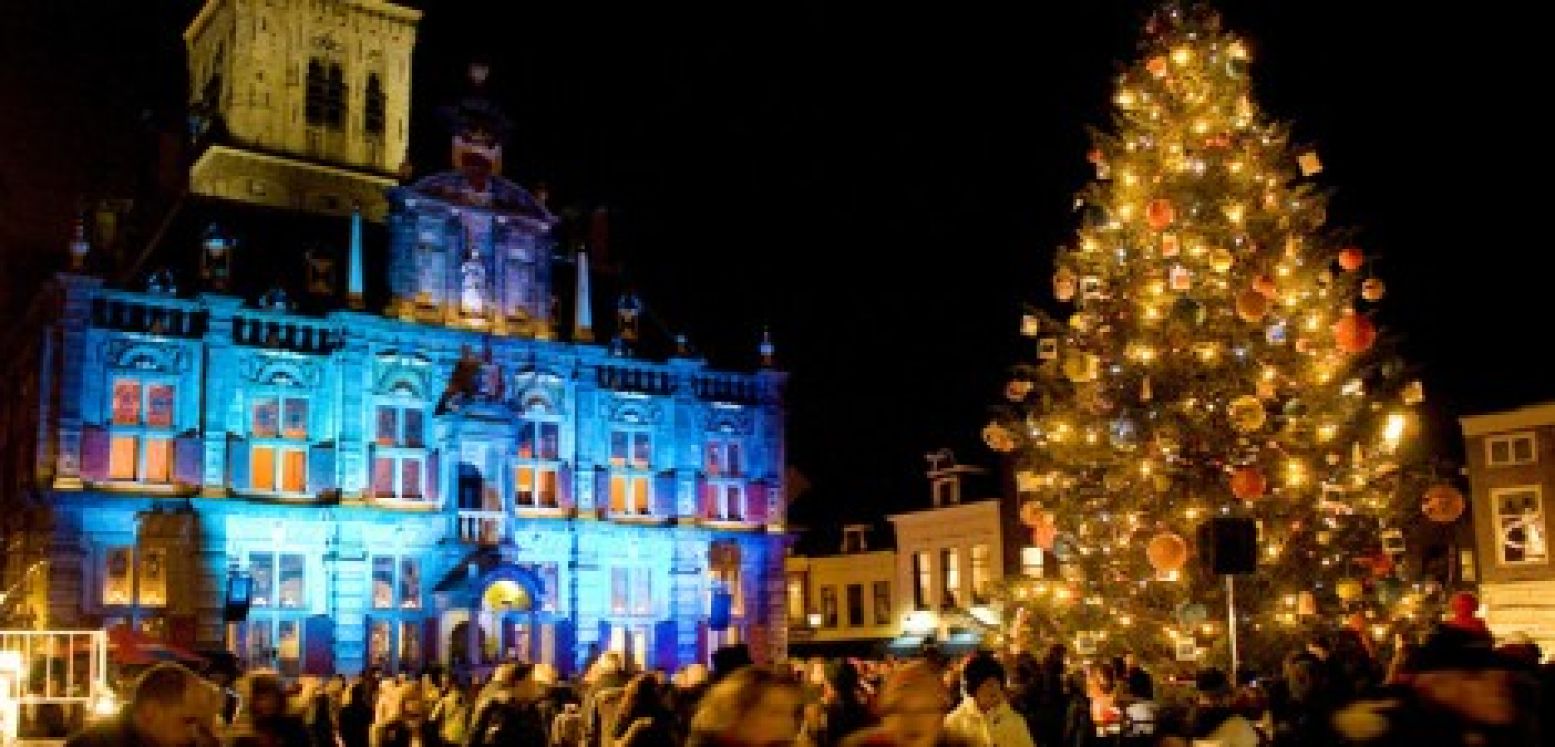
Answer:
[{"left": 687, "top": 665, "right": 807, "bottom": 747}]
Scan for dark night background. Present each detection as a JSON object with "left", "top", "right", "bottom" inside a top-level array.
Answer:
[{"left": 1, "top": 1, "right": 1546, "bottom": 539}]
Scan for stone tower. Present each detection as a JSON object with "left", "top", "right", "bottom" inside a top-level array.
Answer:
[{"left": 183, "top": 0, "right": 421, "bottom": 219}]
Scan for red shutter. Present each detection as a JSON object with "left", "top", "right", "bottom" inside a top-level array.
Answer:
[
  {"left": 697, "top": 476, "right": 713, "bottom": 520},
  {"left": 745, "top": 481, "right": 768, "bottom": 525},
  {"left": 302, "top": 614, "right": 334, "bottom": 676},
  {"left": 174, "top": 435, "right": 204, "bottom": 487},
  {"left": 654, "top": 472, "right": 677, "bottom": 518},
  {"left": 427, "top": 450, "right": 440, "bottom": 503},
  {"left": 80, "top": 425, "right": 110, "bottom": 482},
  {"left": 558, "top": 462, "right": 574, "bottom": 511}
]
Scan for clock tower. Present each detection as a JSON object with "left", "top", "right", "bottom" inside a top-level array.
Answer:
[{"left": 183, "top": 0, "right": 421, "bottom": 220}]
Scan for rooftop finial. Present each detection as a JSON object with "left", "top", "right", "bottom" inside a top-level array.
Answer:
[
  {"left": 68, "top": 214, "right": 90, "bottom": 271},
  {"left": 758, "top": 326, "right": 775, "bottom": 368}
]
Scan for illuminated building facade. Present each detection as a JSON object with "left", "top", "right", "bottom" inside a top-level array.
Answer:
[{"left": 0, "top": 0, "right": 788, "bottom": 679}]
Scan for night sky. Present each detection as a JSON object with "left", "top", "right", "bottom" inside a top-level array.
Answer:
[{"left": 1, "top": 1, "right": 1547, "bottom": 538}]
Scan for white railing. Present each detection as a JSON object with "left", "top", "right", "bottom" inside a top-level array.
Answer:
[{"left": 457, "top": 511, "right": 506, "bottom": 545}]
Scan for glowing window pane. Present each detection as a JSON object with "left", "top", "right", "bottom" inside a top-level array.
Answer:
[
  {"left": 252, "top": 398, "right": 279, "bottom": 438},
  {"left": 727, "top": 443, "right": 741, "bottom": 476},
  {"left": 399, "top": 558, "right": 420, "bottom": 609},
  {"left": 631, "top": 434, "right": 651, "bottom": 469},
  {"left": 252, "top": 447, "right": 276, "bottom": 491},
  {"left": 112, "top": 380, "right": 142, "bottom": 425},
  {"left": 144, "top": 438, "right": 172, "bottom": 483},
  {"left": 610, "top": 567, "right": 628, "bottom": 614},
  {"left": 539, "top": 423, "right": 559, "bottom": 460},
  {"left": 706, "top": 442, "right": 723, "bottom": 474},
  {"left": 278, "top": 554, "right": 304, "bottom": 608},
  {"left": 281, "top": 449, "right": 307, "bottom": 493},
  {"left": 372, "top": 457, "right": 395, "bottom": 499},
  {"left": 610, "top": 475, "right": 627, "bottom": 514},
  {"left": 633, "top": 476, "right": 650, "bottom": 514},
  {"left": 631, "top": 567, "right": 651, "bottom": 615},
  {"left": 250, "top": 552, "right": 274, "bottom": 607},
  {"left": 109, "top": 436, "right": 138, "bottom": 480},
  {"left": 146, "top": 384, "right": 175, "bottom": 428},
  {"left": 609, "top": 432, "right": 627, "bottom": 467},
  {"left": 403, "top": 409, "right": 424, "bottom": 447},
  {"left": 372, "top": 557, "right": 394, "bottom": 609},
  {"left": 375, "top": 407, "right": 397, "bottom": 446},
  {"left": 516, "top": 467, "right": 535, "bottom": 506}
]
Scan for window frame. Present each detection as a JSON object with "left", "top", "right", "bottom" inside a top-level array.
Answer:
[
  {"left": 248, "top": 551, "right": 308, "bottom": 610},
  {"left": 970, "top": 544, "right": 992, "bottom": 603},
  {"left": 1492, "top": 485, "right": 1549, "bottom": 566},
  {"left": 845, "top": 583, "right": 865, "bottom": 628},
  {"left": 608, "top": 429, "right": 654, "bottom": 516},
  {"left": 515, "top": 418, "right": 562, "bottom": 509},
  {"left": 106, "top": 375, "right": 179, "bottom": 484},
  {"left": 372, "top": 398, "right": 428, "bottom": 503},
  {"left": 248, "top": 391, "right": 310, "bottom": 496},
  {"left": 1487, "top": 432, "right": 1537, "bottom": 467},
  {"left": 369, "top": 555, "right": 424, "bottom": 611},
  {"left": 872, "top": 580, "right": 892, "bottom": 625}
]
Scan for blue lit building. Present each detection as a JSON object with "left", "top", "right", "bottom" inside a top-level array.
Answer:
[{"left": 0, "top": 0, "right": 788, "bottom": 679}]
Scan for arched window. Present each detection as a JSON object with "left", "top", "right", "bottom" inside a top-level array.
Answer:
[
  {"left": 304, "top": 60, "right": 326, "bottom": 126},
  {"left": 364, "top": 73, "right": 385, "bottom": 136}
]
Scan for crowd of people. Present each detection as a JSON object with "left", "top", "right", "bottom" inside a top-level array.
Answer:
[{"left": 58, "top": 618, "right": 1554, "bottom": 747}]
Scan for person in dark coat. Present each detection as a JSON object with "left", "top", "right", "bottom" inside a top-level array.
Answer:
[
  {"left": 336, "top": 681, "right": 374, "bottom": 747},
  {"left": 231, "top": 672, "right": 310, "bottom": 747},
  {"left": 65, "top": 663, "right": 221, "bottom": 747}
]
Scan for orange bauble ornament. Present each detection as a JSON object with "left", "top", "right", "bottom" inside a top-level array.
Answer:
[
  {"left": 1235, "top": 289, "right": 1270, "bottom": 322},
  {"left": 1338, "top": 246, "right": 1365, "bottom": 272},
  {"left": 1146, "top": 199, "right": 1176, "bottom": 231},
  {"left": 1361, "top": 278, "right": 1385, "bottom": 302},
  {"left": 1252, "top": 274, "right": 1278, "bottom": 299},
  {"left": 1146, "top": 531, "right": 1189, "bottom": 572},
  {"left": 1333, "top": 311, "right": 1377, "bottom": 354},
  {"left": 1229, "top": 466, "right": 1268, "bottom": 500},
  {"left": 1422, "top": 483, "right": 1466, "bottom": 523}
]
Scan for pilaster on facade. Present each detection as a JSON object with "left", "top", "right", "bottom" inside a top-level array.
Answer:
[{"left": 50, "top": 274, "right": 105, "bottom": 490}]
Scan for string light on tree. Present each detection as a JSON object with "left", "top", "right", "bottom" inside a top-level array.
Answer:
[{"left": 988, "top": 1, "right": 1437, "bottom": 668}]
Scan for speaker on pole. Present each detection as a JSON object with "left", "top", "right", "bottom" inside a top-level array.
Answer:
[
  {"left": 1198, "top": 517, "right": 1258, "bottom": 575},
  {"left": 223, "top": 572, "right": 253, "bottom": 623}
]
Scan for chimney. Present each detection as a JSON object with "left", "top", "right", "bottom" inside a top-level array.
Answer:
[
  {"left": 573, "top": 248, "right": 593, "bottom": 342},
  {"left": 347, "top": 205, "right": 365, "bottom": 309}
]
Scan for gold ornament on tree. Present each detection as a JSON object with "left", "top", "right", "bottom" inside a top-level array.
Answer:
[
  {"left": 1062, "top": 351, "right": 1101, "bottom": 383},
  {"left": 1146, "top": 198, "right": 1176, "bottom": 231},
  {"left": 1361, "top": 278, "right": 1385, "bottom": 302},
  {"left": 983, "top": 423, "right": 1016, "bottom": 453},
  {"left": 1235, "top": 288, "right": 1270, "bottom": 322},
  {"left": 1421, "top": 484, "right": 1466, "bottom": 523},
  {"left": 1228, "top": 395, "right": 1268, "bottom": 432},
  {"left": 1209, "top": 246, "right": 1236, "bottom": 273},
  {"left": 1054, "top": 267, "right": 1078, "bottom": 301},
  {"left": 1146, "top": 531, "right": 1189, "bottom": 572}
]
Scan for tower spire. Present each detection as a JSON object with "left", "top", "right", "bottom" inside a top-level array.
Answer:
[
  {"left": 68, "top": 214, "right": 91, "bottom": 271},
  {"left": 759, "top": 326, "right": 776, "bottom": 368},
  {"left": 347, "top": 204, "right": 365, "bottom": 309},
  {"left": 573, "top": 248, "right": 593, "bottom": 342}
]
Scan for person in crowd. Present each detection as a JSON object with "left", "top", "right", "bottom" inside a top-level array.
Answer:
[
  {"left": 807, "top": 658, "right": 876, "bottom": 747},
  {"left": 1059, "top": 668, "right": 1093, "bottom": 747},
  {"left": 611, "top": 672, "right": 681, "bottom": 747},
  {"left": 1122, "top": 652, "right": 1154, "bottom": 702},
  {"left": 1267, "top": 650, "right": 1334, "bottom": 747},
  {"left": 711, "top": 644, "right": 756, "bottom": 685},
  {"left": 1332, "top": 622, "right": 1524, "bottom": 747},
  {"left": 841, "top": 660, "right": 970, "bottom": 747},
  {"left": 303, "top": 674, "right": 343, "bottom": 747},
  {"left": 428, "top": 673, "right": 471, "bottom": 747},
  {"left": 467, "top": 662, "right": 548, "bottom": 747},
  {"left": 670, "top": 662, "right": 712, "bottom": 736},
  {"left": 65, "top": 662, "right": 222, "bottom": 747},
  {"left": 337, "top": 680, "right": 374, "bottom": 747},
  {"left": 229, "top": 671, "right": 310, "bottom": 747},
  {"left": 942, "top": 652, "right": 1035, "bottom": 747},
  {"left": 1187, "top": 667, "right": 1262, "bottom": 747},
  {"left": 585, "top": 654, "right": 632, "bottom": 747},
  {"left": 1004, "top": 651, "right": 1043, "bottom": 728},
  {"left": 375, "top": 682, "right": 439, "bottom": 747},
  {"left": 686, "top": 665, "right": 805, "bottom": 747},
  {"left": 1032, "top": 643, "right": 1070, "bottom": 747}
]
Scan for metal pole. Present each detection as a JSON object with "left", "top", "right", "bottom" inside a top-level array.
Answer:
[{"left": 1226, "top": 574, "right": 1239, "bottom": 680}]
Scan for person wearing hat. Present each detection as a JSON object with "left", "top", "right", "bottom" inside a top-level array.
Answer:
[
  {"left": 1186, "top": 667, "right": 1261, "bottom": 747},
  {"left": 942, "top": 653, "right": 1036, "bottom": 747},
  {"left": 1332, "top": 623, "right": 1523, "bottom": 746},
  {"left": 841, "top": 661, "right": 971, "bottom": 747}
]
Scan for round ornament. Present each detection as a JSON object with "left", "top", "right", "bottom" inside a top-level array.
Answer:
[
  {"left": 1228, "top": 395, "right": 1267, "bottom": 432},
  {"left": 1266, "top": 322, "right": 1288, "bottom": 345},
  {"left": 1146, "top": 198, "right": 1176, "bottom": 231},
  {"left": 1209, "top": 247, "right": 1236, "bottom": 273},
  {"left": 1335, "top": 578, "right": 1364, "bottom": 603},
  {"left": 1006, "top": 379, "right": 1034, "bottom": 402},
  {"left": 1062, "top": 351, "right": 1100, "bottom": 383},
  {"left": 1252, "top": 274, "right": 1278, "bottom": 299},
  {"left": 1146, "top": 55, "right": 1169, "bottom": 77},
  {"left": 1053, "top": 267, "right": 1078, "bottom": 302},
  {"left": 1147, "top": 532, "right": 1189, "bottom": 572},
  {"left": 982, "top": 423, "right": 1016, "bottom": 453},
  {"left": 1170, "top": 265, "right": 1192, "bottom": 291},
  {"left": 1087, "top": 148, "right": 1105, "bottom": 165},
  {"left": 1361, "top": 278, "right": 1385, "bottom": 302},
  {"left": 1333, "top": 311, "right": 1378, "bottom": 354},
  {"left": 1160, "top": 233, "right": 1181, "bottom": 258},
  {"left": 1338, "top": 246, "right": 1365, "bottom": 272},
  {"left": 1019, "top": 501, "right": 1046, "bottom": 527},
  {"left": 1235, "top": 289, "right": 1270, "bottom": 322},
  {"left": 1255, "top": 376, "right": 1278, "bottom": 399},
  {"left": 1421, "top": 483, "right": 1466, "bottom": 523},
  {"left": 1229, "top": 466, "right": 1267, "bottom": 500}
]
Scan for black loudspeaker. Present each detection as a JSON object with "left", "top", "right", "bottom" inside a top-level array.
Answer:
[
  {"left": 223, "top": 573, "right": 253, "bottom": 623},
  {"left": 1198, "top": 517, "right": 1258, "bottom": 575}
]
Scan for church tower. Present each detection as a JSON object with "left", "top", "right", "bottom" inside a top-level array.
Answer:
[{"left": 183, "top": 0, "right": 421, "bottom": 220}]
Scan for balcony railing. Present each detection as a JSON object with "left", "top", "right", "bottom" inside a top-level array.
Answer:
[
  {"left": 596, "top": 364, "right": 676, "bottom": 395},
  {"left": 457, "top": 510, "right": 506, "bottom": 545},
  {"left": 692, "top": 373, "right": 761, "bottom": 404},
  {"left": 232, "top": 309, "right": 340, "bottom": 353},
  {"left": 90, "top": 291, "right": 206, "bottom": 338}
]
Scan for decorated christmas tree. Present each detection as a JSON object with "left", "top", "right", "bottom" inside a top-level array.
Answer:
[{"left": 985, "top": 3, "right": 1453, "bottom": 672}]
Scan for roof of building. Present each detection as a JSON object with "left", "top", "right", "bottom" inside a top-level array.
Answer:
[{"left": 1460, "top": 401, "right": 1555, "bottom": 436}]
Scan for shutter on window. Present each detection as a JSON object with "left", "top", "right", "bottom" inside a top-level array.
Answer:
[
  {"left": 697, "top": 476, "right": 713, "bottom": 520},
  {"left": 302, "top": 614, "right": 334, "bottom": 676},
  {"left": 553, "top": 618, "right": 576, "bottom": 678},
  {"left": 654, "top": 471, "right": 677, "bottom": 518},
  {"left": 174, "top": 434, "right": 204, "bottom": 487},
  {"left": 227, "top": 437, "right": 250, "bottom": 491},
  {"left": 654, "top": 619, "right": 679, "bottom": 674},
  {"left": 557, "top": 462, "right": 574, "bottom": 511},
  {"left": 745, "top": 480, "right": 768, "bottom": 525},
  {"left": 307, "top": 444, "right": 336, "bottom": 497},
  {"left": 79, "top": 425, "right": 110, "bottom": 482},
  {"left": 426, "top": 449, "right": 440, "bottom": 503},
  {"left": 594, "top": 466, "right": 610, "bottom": 517}
]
